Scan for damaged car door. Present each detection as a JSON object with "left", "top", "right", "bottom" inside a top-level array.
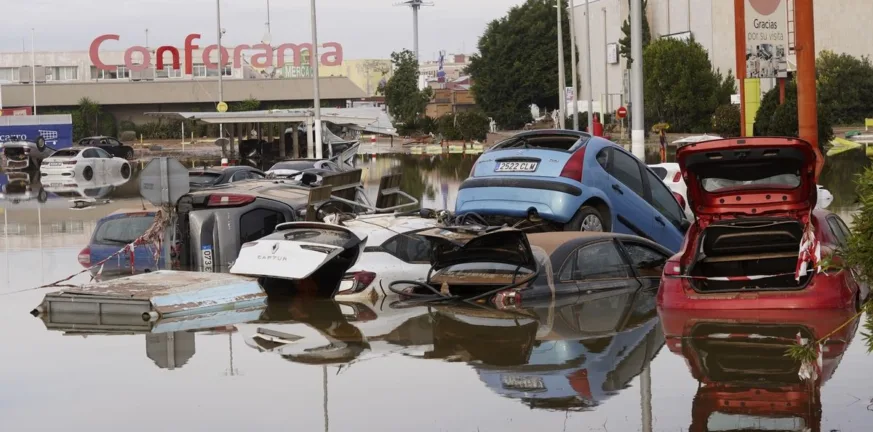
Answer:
[{"left": 559, "top": 239, "right": 641, "bottom": 295}]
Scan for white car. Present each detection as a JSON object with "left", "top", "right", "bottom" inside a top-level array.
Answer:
[
  {"left": 230, "top": 214, "right": 442, "bottom": 302},
  {"left": 649, "top": 162, "right": 835, "bottom": 217},
  {"left": 40, "top": 146, "right": 132, "bottom": 181}
]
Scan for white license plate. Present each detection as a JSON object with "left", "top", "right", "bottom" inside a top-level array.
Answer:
[
  {"left": 501, "top": 375, "right": 545, "bottom": 390},
  {"left": 50, "top": 183, "right": 63, "bottom": 188},
  {"left": 495, "top": 161, "right": 538, "bottom": 172},
  {"left": 201, "top": 246, "right": 214, "bottom": 272},
  {"left": 49, "top": 163, "right": 62, "bottom": 167}
]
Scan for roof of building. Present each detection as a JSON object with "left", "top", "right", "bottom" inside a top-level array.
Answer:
[{"left": 0, "top": 77, "right": 366, "bottom": 107}]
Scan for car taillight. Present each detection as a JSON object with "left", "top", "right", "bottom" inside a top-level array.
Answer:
[
  {"left": 342, "top": 271, "right": 377, "bottom": 293},
  {"left": 672, "top": 171, "right": 682, "bottom": 183},
  {"left": 63, "top": 160, "right": 78, "bottom": 165},
  {"left": 494, "top": 289, "right": 521, "bottom": 309},
  {"left": 663, "top": 258, "right": 682, "bottom": 277},
  {"left": 207, "top": 193, "right": 255, "bottom": 207},
  {"left": 78, "top": 247, "right": 91, "bottom": 268},
  {"left": 559, "top": 147, "right": 587, "bottom": 182}
]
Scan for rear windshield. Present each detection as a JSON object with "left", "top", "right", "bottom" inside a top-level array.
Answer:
[
  {"left": 269, "top": 227, "right": 353, "bottom": 246},
  {"left": 94, "top": 215, "right": 154, "bottom": 245},
  {"left": 702, "top": 173, "right": 800, "bottom": 192},
  {"left": 189, "top": 172, "right": 221, "bottom": 185},
  {"left": 50, "top": 149, "right": 80, "bottom": 157},
  {"left": 649, "top": 166, "right": 668, "bottom": 180},
  {"left": 434, "top": 262, "right": 535, "bottom": 280},
  {"left": 270, "top": 161, "right": 316, "bottom": 171},
  {"left": 493, "top": 135, "right": 585, "bottom": 151}
]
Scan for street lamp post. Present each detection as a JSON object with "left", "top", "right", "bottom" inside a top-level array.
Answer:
[
  {"left": 310, "top": 0, "right": 323, "bottom": 159},
  {"left": 216, "top": 0, "right": 224, "bottom": 140},
  {"left": 568, "top": 0, "right": 579, "bottom": 131},
  {"left": 630, "top": 0, "right": 645, "bottom": 159},
  {"left": 556, "top": 0, "right": 566, "bottom": 129},
  {"left": 584, "top": 0, "right": 593, "bottom": 132}
]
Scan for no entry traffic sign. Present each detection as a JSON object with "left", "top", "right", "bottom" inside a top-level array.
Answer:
[{"left": 616, "top": 106, "right": 628, "bottom": 119}]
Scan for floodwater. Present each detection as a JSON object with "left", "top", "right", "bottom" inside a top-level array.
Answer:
[{"left": 1, "top": 149, "right": 872, "bottom": 431}]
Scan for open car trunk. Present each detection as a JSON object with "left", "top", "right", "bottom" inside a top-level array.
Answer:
[{"left": 688, "top": 218, "right": 812, "bottom": 292}]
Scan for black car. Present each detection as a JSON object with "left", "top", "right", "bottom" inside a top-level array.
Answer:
[
  {"left": 188, "top": 165, "right": 267, "bottom": 191},
  {"left": 77, "top": 136, "right": 135, "bottom": 160}
]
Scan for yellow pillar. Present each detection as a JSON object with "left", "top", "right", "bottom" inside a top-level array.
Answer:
[{"left": 743, "top": 79, "right": 761, "bottom": 136}]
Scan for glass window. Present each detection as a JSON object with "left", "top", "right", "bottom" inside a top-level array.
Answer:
[
  {"left": 50, "top": 149, "right": 80, "bottom": 158},
  {"left": 596, "top": 148, "right": 610, "bottom": 170},
  {"left": 827, "top": 217, "right": 848, "bottom": 249},
  {"left": 189, "top": 172, "right": 221, "bottom": 186},
  {"left": 645, "top": 169, "right": 685, "bottom": 225},
  {"left": 230, "top": 171, "right": 250, "bottom": 182},
  {"left": 239, "top": 209, "right": 285, "bottom": 244},
  {"left": 560, "top": 241, "right": 630, "bottom": 281},
  {"left": 94, "top": 215, "right": 155, "bottom": 245},
  {"left": 0, "top": 67, "right": 20, "bottom": 81},
  {"left": 247, "top": 171, "right": 265, "bottom": 180},
  {"left": 93, "top": 148, "right": 112, "bottom": 159},
  {"left": 82, "top": 149, "right": 99, "bottom": 158},
  {"left": 380, "top": 232, "right": 432, "bottom": 264},
  {"left": 649, "top": 166, "right": 668, "bottom": 180},
  {"left": 611, "top": 150, "right": 645, "bottom": 198},
  {"left": 622, "top": 242, "right": 669, "bottom": 278},
  {"left": 835, "top": 217, "right": 852, "bottom": 241}
]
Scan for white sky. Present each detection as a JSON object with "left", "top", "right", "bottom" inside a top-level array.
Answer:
[{"left": 0, "top": 0, "right": 525, "bottom": 61}]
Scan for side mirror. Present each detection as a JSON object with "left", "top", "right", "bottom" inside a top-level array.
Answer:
[{"left": 672, "top": 191, "right": 686, "bottom": 210}]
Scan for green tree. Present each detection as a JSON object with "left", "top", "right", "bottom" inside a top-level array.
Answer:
[
  {"left": 816, "top": 50, "right": 873, "bottom": 124},
  {"left": 379, "top": 49, "right": 433, "bottom": 127},
  {"left": 754, "top": 80, "right": 834, "bottom": 149},
  {"left": 642, "top": 37, "right": 732, "bottom": 132},
  {"left": 711, "top": 104, "right": 741, "bottom": 137},
  {"left": 232, "top": 97, "right": 261, "bottom": 112},
  {"left": 467, "top": 0, "right": 576, "bottom": 129},
  {"left": 618, "top": 0, "right": 652, "bottom": 68}
]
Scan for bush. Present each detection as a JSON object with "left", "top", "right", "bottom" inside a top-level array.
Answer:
[
  {"left": 754, "top": 80, "right": 834, "bottom": 148},
  {"left": 711, "top": 104, "right": 741, "bottom": 137},
  {"left": 136, "top": 121, "right": 186, "bottom": 140},
  {"left": 455, "top": 111, "right": 490, "bottom": 141},
  {"left": 436, "top": 114, "right": 462, "bottom": 141},
  {"left": 847, "top": 166, "right": 873, "bottom": 283},
  {"left": 119, "top": 130, "right": 137, "bottom": 142}
]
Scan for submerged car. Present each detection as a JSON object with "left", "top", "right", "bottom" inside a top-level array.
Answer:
[
  {"left": 657, "top": 137, "right": 869, "bottom": 311},
  {"left": 1, "top": 136, "right": 56, "bottom": 171},
  {"left": 265, "top": 159, "right": 343, "bottom": 179},
  {"left": 78, "top": 209, "right": 168, "bottom": 277},
  {"left": 41, "top": 147, "right": 132, "bottom": 180},
  {"left": 455, "top": 130, "right": 688, "bottom": 252},
  {"left": 188, "top": 165, "right": 266, "bottom": 191}
]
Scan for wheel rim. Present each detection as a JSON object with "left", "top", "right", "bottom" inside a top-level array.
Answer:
[{"left": 581, "top": 214, "right": 604, "bottom": 232}]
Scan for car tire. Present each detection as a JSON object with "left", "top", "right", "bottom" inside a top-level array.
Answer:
[
  {"left": 121, "top": 163, "right": 131, "bottom": 179},
  {"left": 124, "top": 149, "right": 134, "bottom": 160},
  {"left": 38, "top": 189, "right": 48, "bottom": 203},
  {"left": 565, "top": 206, "right": 607, "bottom": 232},
  {"left": 83, "top": 166, "right": 94, "bottom": 181}
]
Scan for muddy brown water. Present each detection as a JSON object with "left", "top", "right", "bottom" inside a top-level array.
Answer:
[{"left": 1, "top": 150, "right": 872, "bottom": 431}]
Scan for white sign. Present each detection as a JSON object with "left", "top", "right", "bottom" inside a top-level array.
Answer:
[
  {"left": 565, "top": 87, "right": 575, "bottom": 104},
  {"left": 607, "top": 43, "right": 619, "bottom": 64},
  {"left": 744, "top": 0, "right": 789, "bottom": 79}
]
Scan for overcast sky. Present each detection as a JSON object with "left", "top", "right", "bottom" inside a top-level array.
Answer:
[{"left": 1, "top": 0, "right": 525, "bottom": 61}]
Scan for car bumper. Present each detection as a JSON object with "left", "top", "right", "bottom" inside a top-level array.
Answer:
[
  {"left": 657, "top": 272, "right": 857, "bottom": 311},
  {"left": 455, "top": 177, "right": 586, "bottom": 224},
  {"left": 41, "top": 166, "right": 76, "bottom": 176},
  {"left": 3, "top": 158, "right": 32, "bottom": 171}
]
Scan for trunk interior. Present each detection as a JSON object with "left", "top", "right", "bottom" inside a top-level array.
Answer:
[
  {"left": 689, "top": 219, "right": 812, "bottom": 292},
  {"left": 3, "top": 147, "right": 28, "bottom": 161}
]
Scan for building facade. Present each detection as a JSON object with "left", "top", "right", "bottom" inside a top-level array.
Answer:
[{"left": 570, "top": 0, "right": 873, "bottom": 116}]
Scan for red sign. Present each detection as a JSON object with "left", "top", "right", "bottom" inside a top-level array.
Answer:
[
  {"left": 616, "top": 106, "right": 628, "bottom": 119},
  {"left": 90, "top": 34, "right": 344, "bottom": 75},
  {"left": 0, "top": 107, "right": 33, "bottom": 116}
]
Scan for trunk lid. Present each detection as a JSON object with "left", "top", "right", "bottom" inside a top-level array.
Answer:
[
  {"left": 470, "top": 132, "right": 587, "bottom": 179},
  {"left": 230, "top": 222, "right": 366, "bottom": 280},
  {"left": 677, "top": 137, "right": 821, "bottom": 220},
  {"left": 418, "top": 226, "right": 537, "bottom": 274}
]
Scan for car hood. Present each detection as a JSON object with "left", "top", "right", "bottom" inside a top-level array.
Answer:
[
  {"left": 417, "top": 226, "right": 537, "bottom": 273},
  {"left": 677, "top": 137, "right": 821, "bottom": 220}
]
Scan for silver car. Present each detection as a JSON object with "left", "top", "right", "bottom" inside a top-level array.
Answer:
[{"left": 2, "top": 136, "right": 56, "bottom": 171}]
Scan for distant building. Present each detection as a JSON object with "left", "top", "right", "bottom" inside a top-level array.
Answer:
[
  {"left": 425, "top": 76, "right": 477, "bottom": 118},
  {"left": 420, "top": 53, "right": 470, "bottom": 83}
]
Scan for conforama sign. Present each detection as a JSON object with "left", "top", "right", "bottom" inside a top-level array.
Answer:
[{"left": 89, "top": 34, "right": 344, "bottom": 74}]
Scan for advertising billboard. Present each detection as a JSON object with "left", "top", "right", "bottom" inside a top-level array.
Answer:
[
  {"left": 0, "top": 114, "right": 74, "bottom": 149},
  {"left": 744, "top": 0, "right": 789, "bottom": 79}
]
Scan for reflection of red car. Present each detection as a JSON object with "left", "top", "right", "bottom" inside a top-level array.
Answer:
[
  {"left": 657, "top": 137, "right": 868, "bottom": 310},
  {"left": 659, "top": 308, "right": 860, "bottom": 432}
]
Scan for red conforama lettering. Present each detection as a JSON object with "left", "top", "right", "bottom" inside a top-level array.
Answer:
[{"left": 89, "top": 33, "right": 344, "bottom": 72}]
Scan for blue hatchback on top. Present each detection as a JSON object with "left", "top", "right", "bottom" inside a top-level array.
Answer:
[
  {"left": 455, "top": 130, "right": 688, "bottom": 252},
  {"left": 79, "top": 209, "right": 167, "bottom": 277}
]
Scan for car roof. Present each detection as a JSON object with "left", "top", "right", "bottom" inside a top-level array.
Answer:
[
  {"left": 81, "top": 136, "right": 113, "bottom": 140},
  {"left": 527, "top": 231, "right": 666, "bottom": 256},
  {"left": 187, "top": 179, "right": 313, "bottom": 202},
  {"left": 343, "top": 214, "right": 441, "bottom": 245}
]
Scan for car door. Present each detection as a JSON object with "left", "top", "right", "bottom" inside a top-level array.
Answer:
[
  {"left": 598, "top": 147, "right": 657, "bottom": 240},
  {"left": 642, "top": 168, "right": 686, "bottom": 252},
  {"left": 617, "top": 240, "right": 670, "bottom": 291},
  {"left": 92, "top": 147, "right": 113, "bottom": 174},
  {"left": 558, "top": 240, "right": 640, "bottom": 294},
  {"left": 105, "top": 138, "right": 123, "bottom": 157},
  {"left": 80, "top": 148, "right": 101, "bottom": 176}
]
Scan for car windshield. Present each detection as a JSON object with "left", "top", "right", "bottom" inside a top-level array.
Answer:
[
  {"left": 94, "top": 215, "right": 154, "bottom": 245},
  {"left": 701, "top": 173, "right": 800, "bottom": 192},
  {"left": 50, "top": 149, "right": 80, "bottom": 157},
  {"left": 189, "top": 172, "right": 221, "bottom": 185},
  {"left": 270, "top": 161, "right": 317, "bottom": 171}
]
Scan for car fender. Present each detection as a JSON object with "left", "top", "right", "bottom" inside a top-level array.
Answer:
[{"left": 575, "top": 186, "right": 615, "bottom": 228}]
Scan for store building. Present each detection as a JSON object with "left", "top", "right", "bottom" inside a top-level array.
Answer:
[{"left": 570, "top": 0, "right": 873, "bottom": 115}]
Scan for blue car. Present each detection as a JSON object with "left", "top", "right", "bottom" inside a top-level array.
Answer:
[
  {"left": 455, "top": 130, "right": 688, "bottom": 252},
  {"left": 79, "top": 209, "right": 168, "bottom": 277}
]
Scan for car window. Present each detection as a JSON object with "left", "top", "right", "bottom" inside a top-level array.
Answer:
[
  {"left": 611, "top": 150, "right": 645, "bottom": 198},
  {"left": 596, "top": 148, "right": 610, "bottom": 170},
  {"left": 381, "top": 231, "right": 432, "bottom": 264},
  {"left": 621, "top": 242, "right": 669, "bottom": 278},
  {"left": 649, "top": 166, "right": 668, "bottom": 180},
  {"left": 51, "top": 149, "right": 80, "bottom": 158},
  {"left": 248, "top": 171, "right": 265, "bottom": 180},
  {"left": 230, "top": 171, "right": 249, "bottom": 182},
  {"left": 835, "top": 217, "right": 852, "bottom": 241},
  {"left": 109, "top": 139, "right": 121, "bottom": 146},
  {"left": 239, "top": 209, "right": 286, "bottom": 244},
  {"left": 82, "top": 149, "right": 98, "bottom": 158},
  {"left": 827, "top": 217, "right": 848, "bottom": 248},
  {"left": 559, "top": 241, "right": 630, "bottom": 281},
  {"left": 645, "top": 169, "right": 685, "bottom": 225},
  {"left": 93, "top": 147, "right": 112, "bottom": 159},
  {"left": 93, "top": 215, "right": 155, "bottom": 245}
]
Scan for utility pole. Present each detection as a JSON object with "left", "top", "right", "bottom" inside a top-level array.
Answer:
[
  {"left": 603, "top": 7, "right": 609, "bottom": 120},
  {"left": 556, "top": 0, "right": 566, "bottom": 129},
  {"left": 31, "top": 29, "right": 37, "bottom": 115},
  {"left": 310, "top": 0, "right": 323, "bottom": 159},
  {"left": 568, "top": 0, "right": 579, "bottom": 131},
  {"left": 216, "top": 0, "right": 224, "bottom": 139},
  {"left": 630, "top": 0, "right": 645, "bottom": 159},
  {"left": 584, "top": 0, "right": 593, "bottom": 133},
  {"left": 266, "top": 0, "right": 272, "bottom": 36},
  {"left": 795, "top": 0, "right": 819, "bottom": 163}
]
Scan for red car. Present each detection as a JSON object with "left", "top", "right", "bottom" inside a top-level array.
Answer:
[
  {"left": 657, "top": 137, "right": 869, "bottom": 311},
  {"left": 659, "top": 307, "right": 860, "bottom": 432}
]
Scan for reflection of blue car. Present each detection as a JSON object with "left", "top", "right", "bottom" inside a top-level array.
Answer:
[
  {"left": 456, "top": 130, "right": 687, "bottom": 252},
  {"left": 79, "top": 209, "right": 168, "bottom": 277}
]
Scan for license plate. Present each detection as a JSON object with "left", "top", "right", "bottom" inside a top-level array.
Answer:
[
  {"left": 201, "top": 245, "right": 214, "bottom": 272},
  {"left": 501, "top": 375, "right": 545, "bottom": 390},
  {"left": 49, "top": 163, "right": 62, "bottom": 167},
  {"left": 495, "top": 161, "right": 538, "bottom": 172},
  {"left": 50, "top": 183, "right": 62, "bottom": 188}
]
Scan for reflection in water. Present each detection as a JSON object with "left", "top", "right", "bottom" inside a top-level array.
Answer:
[{"left": 659, "top": 308, "right": 861, "bottom": 432}]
